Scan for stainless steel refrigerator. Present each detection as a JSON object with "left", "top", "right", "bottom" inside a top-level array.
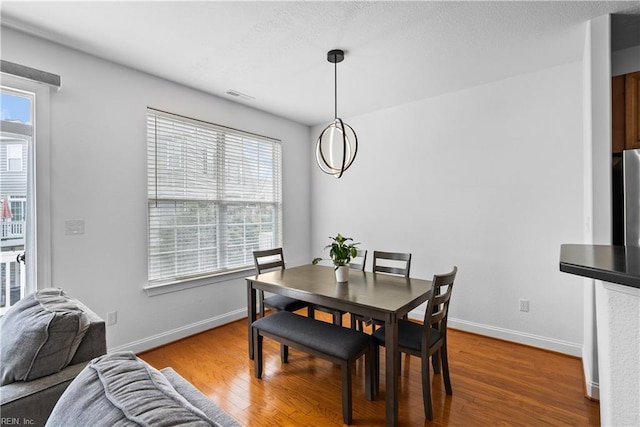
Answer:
[{"left": 623, "top": 149, "right": 640, "bottom": 247}]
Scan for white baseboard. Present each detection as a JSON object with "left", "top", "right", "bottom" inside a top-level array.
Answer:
[
  {"left": 408, "top": 310, "right": 583, "bottom": 357},
  {"left": 108, "top": 308, "right": 247, "bottom": 354},
  {"left": 582, "top": 347, "right": 600, "bottom": 401},
  {"left": 113, "top": 308, "right": 584, "bottom": 360},
  {"left": 583, "top": 374, "right": 600, "bottom": 401}
]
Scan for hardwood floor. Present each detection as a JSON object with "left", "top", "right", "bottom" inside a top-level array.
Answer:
[{"left": 139, "top": 312, "right": 599, "bottom": 426}]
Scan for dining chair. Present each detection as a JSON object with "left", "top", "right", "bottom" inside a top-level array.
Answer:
[
  {"left": 348, "top": 250, "right": 368, "bottom": 330},
  {"left": 314, "top": 304, "right": 347, "bottom": 326},
  {"left": 313, "top": 250, "right": 368, "bottom": 327},
  {"left": 372, "top": 250, "right": 411, "bottom": 277},
  {"left": 352, "top": 251, "right": 411, "bottom": 331},
  {"left": 252, "top": 248, "right": 313, "bottom": 319},
  {"left": 372, "top": 266, "right": 458, "bottom": 420},
  {"left": 348, "top": 249, "right": 368, "bottom": 272}
]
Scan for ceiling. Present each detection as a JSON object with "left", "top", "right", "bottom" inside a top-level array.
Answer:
[{"left": 2, "top": 1, "right": 639, "bottom": 126}]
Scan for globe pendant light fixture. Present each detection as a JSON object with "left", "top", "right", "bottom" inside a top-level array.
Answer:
[{"left": 315, "top": 49, "right": 358, "bottom": 179}]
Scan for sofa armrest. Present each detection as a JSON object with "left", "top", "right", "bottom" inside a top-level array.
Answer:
[
  {"left": 0, "top": 362, "right": 88, "bottom": 427},
  {"left": 160, "top": 367, "right": 241, "bottom": 427},
  {"left": 69, "top": 304, "right": 106, "bottom": 365}
]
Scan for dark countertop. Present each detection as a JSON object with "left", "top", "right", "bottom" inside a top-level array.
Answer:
[{"left": 560, "top": 244, "right": 640, "bottom": 289}]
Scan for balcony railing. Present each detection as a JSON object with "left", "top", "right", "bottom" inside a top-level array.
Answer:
[
  {"left": 1, "top": 250, "right": 26, "bottom": 315},
  {"left": 1, "top": 221, "right": 25, "bottom": 239}
]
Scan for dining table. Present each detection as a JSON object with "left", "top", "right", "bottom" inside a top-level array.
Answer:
[{"left": 246, "top": 264, "right": 433, "bottom": 427}]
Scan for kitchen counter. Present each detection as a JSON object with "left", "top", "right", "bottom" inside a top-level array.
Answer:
[
  {"left": 561, "top": 244, "right": 640, "bottom": 427},
  {"left": 559, "top": 244, "right": 640, "bottom": 289}
]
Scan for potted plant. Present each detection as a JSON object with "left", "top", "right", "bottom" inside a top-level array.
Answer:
[{"left": 312, "top": 233, "right": 359, "bottom": 282}]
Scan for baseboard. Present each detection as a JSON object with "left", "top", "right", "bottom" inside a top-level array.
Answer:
[
  {"left": 114, "top": 307, "right": 584, "bottom": 358},
  {"left": 408, "top": 310, "right": 582, "bottom": 357},
  {"left": 108, "top": 308, "right": 247, "bottom": 354},
  {"left": 583, "top": 374, "right": 600, "bottom": 401},
  {"left": 582, "top": 347, "right": 600, "bottom": 401}
]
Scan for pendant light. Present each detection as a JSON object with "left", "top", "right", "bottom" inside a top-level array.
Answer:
[{"left": 315, "top": 49, "right": 358, "bottom": 179}]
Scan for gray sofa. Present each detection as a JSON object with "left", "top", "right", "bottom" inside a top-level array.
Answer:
[
  {"left": 0, "top": 291, "right": 106, "bottom": 427},
  {"left": 161, "top": 367, "right": 241, "bottom": 427},
  {"left": 1, "top": 288, "right": 241, "bottom": 426},
  {"left": 45, "top": 352, "right": 242, "bottom": 427}
]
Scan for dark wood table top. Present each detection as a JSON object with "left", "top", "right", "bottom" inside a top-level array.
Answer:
[
  {"left": 559, "top": 244, "right": 640, "bottom": 289},
  {"left": 247, "top": 264, "right": 433, "bottom": 318}
]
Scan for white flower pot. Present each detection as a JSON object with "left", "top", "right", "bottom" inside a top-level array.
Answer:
[{"left": 335, "top": 265, "right": 349, "bottom": 282}]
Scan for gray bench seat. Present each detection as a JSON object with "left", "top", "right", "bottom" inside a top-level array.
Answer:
[{"left": 252, "top": 311, "right": 374, "bottom": 424}]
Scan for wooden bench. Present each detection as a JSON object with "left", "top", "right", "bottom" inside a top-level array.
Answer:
[{"left": 251, "top": 311, "right": 375, "bottom": 424}]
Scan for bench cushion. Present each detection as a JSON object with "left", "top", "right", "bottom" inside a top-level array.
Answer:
[{"left": 252, "top": 311, "right": 372, "bottom": 360}]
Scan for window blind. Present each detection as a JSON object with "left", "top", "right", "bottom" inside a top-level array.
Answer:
[{"left": 147, "top": 108, "right": 282, "bottom": 285}]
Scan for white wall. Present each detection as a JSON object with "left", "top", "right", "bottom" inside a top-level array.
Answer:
[
  {"left": 591, "top": 14, "right": 640, "bottom": 421},
  {"left": 1, "top": 27, "right": 311, "bottom": 352},
  {"left": 595, "top": 282, "right": 640, "bottom": 426},
  {"left": 311, "top": 61, "right": 586, "bottom": 355},
  {"left": 581, "top": 15, "right": 640, "bottom": 403},
  {"left": 580, "top": 18, "right": 599, "bottom": 401},
  {"left": 1, "top": 22, "right": 593, "bottom": 358}
]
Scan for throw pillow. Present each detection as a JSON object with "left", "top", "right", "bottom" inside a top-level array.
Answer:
[{"left": 0, "top": 288, "right": 90, "bottom": 385}]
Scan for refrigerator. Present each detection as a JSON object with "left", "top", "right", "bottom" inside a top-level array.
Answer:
[{"left": 623, "top": 149, "right": 640, "bottom": 247}]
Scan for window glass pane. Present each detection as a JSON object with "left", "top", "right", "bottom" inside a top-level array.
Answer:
[
  {"left": 147, "top": 109, "right": 282, "bottom": 285},
  {"left": 0, "top": 92, "right": 32, "bottom": 124},
  {"left": 1, "top": 85, "right": 37, "bottom": 312},
  {"left": 7, "top": 144, "right": 23, "bottom": 172}
]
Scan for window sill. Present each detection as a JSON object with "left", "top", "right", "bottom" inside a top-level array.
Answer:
[{"left": 144, "top": 267, "right": 255, "bottom": 297}]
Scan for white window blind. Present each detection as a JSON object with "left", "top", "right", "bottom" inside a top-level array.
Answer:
[{"left": 147, "top": 108, "right": 282, "bottom": 285}]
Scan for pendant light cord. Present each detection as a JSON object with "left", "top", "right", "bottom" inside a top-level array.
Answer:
[{"left": 334, "top": 56, "right": 338, "bottom": 120}]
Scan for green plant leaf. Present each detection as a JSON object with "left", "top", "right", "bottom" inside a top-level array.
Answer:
[{"left": 315, "top": 233, "right": 359, "bottom": 266}]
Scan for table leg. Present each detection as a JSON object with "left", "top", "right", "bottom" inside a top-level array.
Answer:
[
  {"left": 247, "top": 280, "right": 257, "bottom": 359},
  {"left": 385, "top": 315, "right": 398, "bottom": 426}
]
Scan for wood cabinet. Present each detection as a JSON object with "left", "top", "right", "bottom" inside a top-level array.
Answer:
[
  {"left": 626, "top": 71, "right": 640, "bottom": 150},
  {"left": 613, "top": 71, "right": 640, "bottom": 153},
  {"left": 613, "top": 75, "right": 626, "bottom": 153}
]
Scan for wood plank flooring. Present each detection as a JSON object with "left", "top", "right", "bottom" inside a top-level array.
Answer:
[{"left": 139, "top": 312, "right": 599, "bottom": 426}]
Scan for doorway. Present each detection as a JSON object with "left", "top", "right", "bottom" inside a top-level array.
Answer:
[{"left": 0, "top": 73, "right": 53, "bottom": 313}]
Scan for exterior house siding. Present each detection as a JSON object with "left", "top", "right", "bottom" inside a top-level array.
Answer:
[{"left": 0, "top": 136, "right": 28, "bottom": 197}]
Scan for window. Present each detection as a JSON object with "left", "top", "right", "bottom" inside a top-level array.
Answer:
[
  {"left": 147, "top": 108, "right": 282, "bottom": 285},
  {"left": 9, "top": 198, "right": 26, "bottom": 222},
  {"left": 7, "top": 144, "right": 23, "bottom": 172}
]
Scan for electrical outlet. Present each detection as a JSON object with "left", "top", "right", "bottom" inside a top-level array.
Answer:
[
  {"left": 519, "top": 299, "right": 530, "bottom": 312},
  {"left": 106, "top": 311, "right": 117, "bottom": 326}
]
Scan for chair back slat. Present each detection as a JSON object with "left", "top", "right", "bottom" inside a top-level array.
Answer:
[
  {"left": 430, "top": 285, "right": 453, "bottom": 325},
  {"left": 372, "top": 251, "right": 411, "bottom": 277},
  {"left": 349, "top": 249, "right": 368, "bottom": 271},
  {"left": 424, "top": 267, "right": 457, "bottom": 329},
  {"left": 253, "top": 248, "right": 285, "bottom": 274}
]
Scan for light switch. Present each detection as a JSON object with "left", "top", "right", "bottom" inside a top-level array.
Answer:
[{"left": 65, "top": 219, "right": 85, "bottom": 235}]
